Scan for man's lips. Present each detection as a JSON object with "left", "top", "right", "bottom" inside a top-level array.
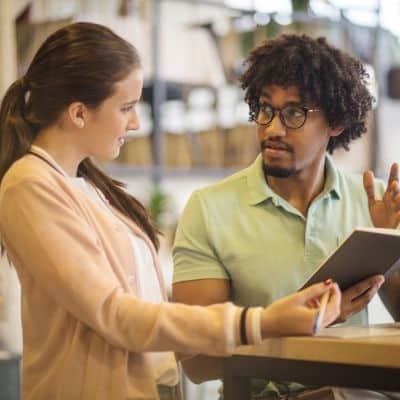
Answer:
[{"left": 261, "top": 141, "right": 293, "bottom": 153}]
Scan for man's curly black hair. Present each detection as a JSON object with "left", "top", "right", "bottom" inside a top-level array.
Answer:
[{"left": 240, "top": 34, "right": 373, "bottom": 154}]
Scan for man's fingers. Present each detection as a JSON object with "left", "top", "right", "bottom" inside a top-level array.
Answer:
[
  {"left": 349, "top": 284, "right": 381, "bottom": 314},
  {"left": 394, "top": 191, "right": 400, "bottom": 205},
  {"left": 388, "top": 163, "right": 399, "bottom": 187},
  {"left": 343, "top": 275, "right": 384, "bottom": 301},
  {"left": 385, "top": 164, "right": 400, "bottom": 201},
  {"left": 364, "top": 164, "right": 399, "bottom": 207},
  {"left": 363, "top": 170, "right": 376, "bottom": 205},
  {"left": 385, "top": 179, "right": 400, "bottom": 199}
]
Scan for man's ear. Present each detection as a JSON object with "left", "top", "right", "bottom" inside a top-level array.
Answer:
[
  {"left": 67, "top": 102, "right": 87, "bottom": 129},
  {"left": 329, "top": 127, "right": 344, "bottom": 137}
]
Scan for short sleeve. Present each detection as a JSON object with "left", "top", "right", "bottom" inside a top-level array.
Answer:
[{"left": 173, "top": 191, "right": 229, "bottom": 283}]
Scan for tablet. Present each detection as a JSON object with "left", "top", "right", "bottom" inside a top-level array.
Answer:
[{"left": 300, "top": 227, "right": 400, "bottom": 291}]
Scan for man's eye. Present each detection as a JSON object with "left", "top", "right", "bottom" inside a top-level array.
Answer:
[
  {"left": 260, "top": 105, "right": 273, "bottom": 113},
  {"left": 285, "top": 107, "right": 303, "bottom": 117}
]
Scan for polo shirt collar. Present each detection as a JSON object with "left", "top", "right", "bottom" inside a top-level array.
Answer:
[
  {"left": 246, "top": 153, "right": 341, "bottom": 206},
  {"left": 324, "top": 155, "right": 341, "bottom": 200}
]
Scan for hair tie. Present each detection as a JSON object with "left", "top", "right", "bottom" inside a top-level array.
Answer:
[
  {"left": 20, "top": 76, "right": 28, "bottom": 90},
  {"left": 19, "top": 76, "right": 31, "bottom": 105}
]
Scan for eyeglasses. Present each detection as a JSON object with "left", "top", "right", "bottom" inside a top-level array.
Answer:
[{"left": 255, "top": 103, "right": 320, "bottom": 129}]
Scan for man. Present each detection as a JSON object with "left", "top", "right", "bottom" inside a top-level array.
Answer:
[{"left": 172, "top": 34, "right": 400, "bottom": 399}]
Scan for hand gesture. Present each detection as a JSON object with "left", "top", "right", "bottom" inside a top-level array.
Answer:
[
  {"left": 260, "top": 281, "right": 341, "bottom": 337},
  {"left": 335, "top": 275, "right": 384, "bottom": 323},
  {"left": 364, "top": 163, "right": 400, "bottom": 228}
]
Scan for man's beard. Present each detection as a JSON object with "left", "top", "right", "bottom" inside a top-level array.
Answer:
[
  {"left": 262, "top": 162, "right": 297, "bottom": 178},
  {"left": 260, "top": 139, "right": 297, "bottom": 178}
]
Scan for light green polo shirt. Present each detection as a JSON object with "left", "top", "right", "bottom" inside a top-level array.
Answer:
[{"left": 173, "top": 154, "right": 385, "bottom": 327}]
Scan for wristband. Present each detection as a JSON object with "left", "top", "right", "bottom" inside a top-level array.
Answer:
[{"left": 240, "top": 307, "right": 249, "bottom": 345}]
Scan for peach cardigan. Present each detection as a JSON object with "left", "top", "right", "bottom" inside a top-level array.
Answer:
[{"left": 0, "top": 149, "right": 245, "bottom": 400}]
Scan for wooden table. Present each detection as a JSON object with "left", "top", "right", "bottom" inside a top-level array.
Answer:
[{"left": 223, "top": 324, "right": 400, "bottom": 399}]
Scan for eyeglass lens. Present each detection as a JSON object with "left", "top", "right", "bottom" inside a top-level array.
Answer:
[{"left": 256, "top": 105, "right": 307, "bottom": 129}]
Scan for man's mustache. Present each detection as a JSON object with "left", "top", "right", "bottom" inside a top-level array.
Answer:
[{"left": 261, "top": 139, "right": 294, "bottom": 153}]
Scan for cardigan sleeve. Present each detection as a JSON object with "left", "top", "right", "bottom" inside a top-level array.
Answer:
[{"left": 0, "top": 177, "right": 242, "bottom": 356}]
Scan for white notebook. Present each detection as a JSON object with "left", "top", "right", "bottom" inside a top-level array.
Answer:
[{"left": 317, "top": 323, "right": 400, "bottom": 338}]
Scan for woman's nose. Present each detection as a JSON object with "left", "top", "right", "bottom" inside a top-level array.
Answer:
[{"left": 127, "top": 110, "right": 140, "bottom": 131}]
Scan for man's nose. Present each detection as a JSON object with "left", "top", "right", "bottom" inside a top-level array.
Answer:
[{"left": 264, "top": 112, "right": 286, "bottom": 136}]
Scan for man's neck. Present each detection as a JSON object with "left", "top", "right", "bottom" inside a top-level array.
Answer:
[{"left": 266, "top": 158, "right": 327, "bottom": 217}]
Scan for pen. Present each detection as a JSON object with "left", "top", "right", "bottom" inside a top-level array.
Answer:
[{"left": 312, "top": 290, "right": 330, "bottom": 335}]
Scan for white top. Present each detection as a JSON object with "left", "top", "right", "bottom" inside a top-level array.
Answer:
[{"left": 31, "top": 146, "right": 179, "bottom": 386}]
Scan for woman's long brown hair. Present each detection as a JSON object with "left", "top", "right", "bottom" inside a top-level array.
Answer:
[{"left": 0, "top": 22, "right": 159, "bottom": 249}]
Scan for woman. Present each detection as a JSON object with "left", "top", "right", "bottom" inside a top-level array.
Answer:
[{"left": 0, "top": 22, "right": 340, "bottom": 400}]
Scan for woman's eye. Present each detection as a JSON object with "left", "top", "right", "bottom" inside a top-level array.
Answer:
[{"left": 121, "top": 105, "right": 133, "bottom": 113}]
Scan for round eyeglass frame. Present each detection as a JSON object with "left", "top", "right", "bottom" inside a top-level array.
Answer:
[{"left": 254, "top": 104, "right": 320, "bottom": 129}]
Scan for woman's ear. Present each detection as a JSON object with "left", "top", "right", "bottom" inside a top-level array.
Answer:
[{"left": 68, "top": 102, "right": 86, "bottom": 129}]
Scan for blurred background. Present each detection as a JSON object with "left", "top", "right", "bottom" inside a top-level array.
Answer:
[{"left": 1, "top": 0, "right": 400, "bottom": 398}]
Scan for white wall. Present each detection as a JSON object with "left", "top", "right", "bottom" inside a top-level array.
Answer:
[
  {"left": 0, "top": 0, "right": 17, "bottom": 95},
  {"left": 377, "top": 98, "right": 400, "bottom": 179}
]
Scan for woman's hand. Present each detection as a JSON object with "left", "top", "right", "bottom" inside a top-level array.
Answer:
[{"left": 260, "top": 281, "right": 341, "bottom": 338}]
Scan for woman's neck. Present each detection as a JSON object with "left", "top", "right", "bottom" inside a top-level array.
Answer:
[{"left": 33, "top": 126, "right": 86, "bottom": 177}]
